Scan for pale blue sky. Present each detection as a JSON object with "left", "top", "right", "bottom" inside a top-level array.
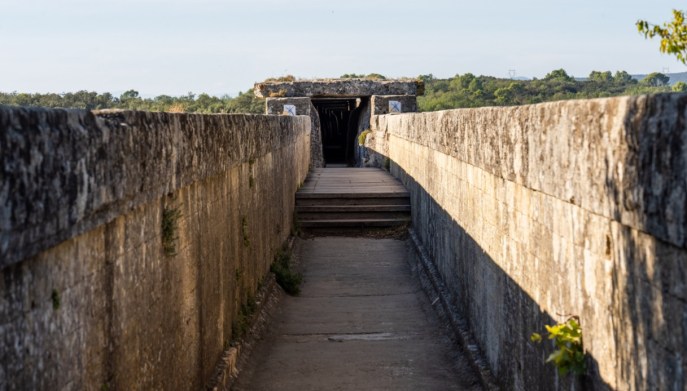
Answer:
[{"left": 0, "top": 0, "right": 684, "bottom": 96}]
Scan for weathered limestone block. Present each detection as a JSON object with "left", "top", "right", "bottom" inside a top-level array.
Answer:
[
  {"left": 0, "top": 106, "right": 311, "bottom": 390},
  {"left": 374, "top": 94, "right": 687, "bottom": 249},
  {"left": 265, "top": 97, "right": 311, "bottom": 116},
  {"left": 254, "top": 78, "right": 424, "bottom": 98},
  {"left": 367, "top": 93, "right": 687, "bottom": 390},
  {"left": 266, "top": 97, "right": 324, "bottom": 167},
  {"left": 0, "top": 107, "right": 310, "bottom": 268},
  {"left": 370, "top": 95, "right": 418, "bottom": 115}
]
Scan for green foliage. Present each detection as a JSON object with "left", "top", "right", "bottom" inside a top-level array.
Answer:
[
  {"left": 531, "top": 317, "right": 586, "bottom": 377},
  {"left": 641, "top": 72, "right": 670, "bottom": 87},
  {"left": 417, "top": 69, "right": 670, "bottom": 111},
  {"left": 271, "top": 249, "right": 302, "bottom": 296},
  {"left": 162, "top": 207, "right": 181, "bottom": 256},
  {"left": 673, "top": 81, "right": 687, "bottom": 92},
  {"left": 637, "top": 10, "right": 687, "bottom": 64},
  {"left": 232, "top": 294, "right": 257, "bottom": 340},
  {"left": 340, "top": 73, "right": 387, "bottom": 80},
  {"left": 0, "top": 89, "right": 265, "bottom": 114},
  {"left": 51, "top": 289, "right": 61, "bottom": 310},
  {"left": 340, "top": 73, "right": 366, "bottom": 78},
  {"left": 264, "top": 75, "right": 296, "bottom": 82},
  {"left": 358, "top": 129, "right": 371, "bottom": 146}
]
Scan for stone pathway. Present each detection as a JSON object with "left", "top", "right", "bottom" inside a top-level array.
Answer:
[{"left": 233, "top": 237, "right": 482, "bottom": 390}]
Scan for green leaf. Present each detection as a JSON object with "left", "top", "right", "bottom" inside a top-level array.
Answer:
[{"left": 530, "top": 333, "right": 542, "bottom": 343}]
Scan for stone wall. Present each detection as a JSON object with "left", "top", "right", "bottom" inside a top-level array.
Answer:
[
  {"left": 370, "top": 95, "right": 418, "bottom": 115},
  {"left": 254, "top": 78, "right": 423, "bottom": 98},
  {"left": 0, "top": 107, "right": 310, "bottom": 390},
  {"left": 266, "top": 97, "right": 324, "bottom": 168},
  {"left": 366, "top": 94, "right": 687, "bottom": 390}
]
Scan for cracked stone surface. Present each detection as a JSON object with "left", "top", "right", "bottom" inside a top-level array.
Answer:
[{"left": 233, "top": 237, "right": 482, "bottom": 390}]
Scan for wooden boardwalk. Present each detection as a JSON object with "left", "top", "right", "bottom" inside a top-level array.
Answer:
[
  {"left": 295, "top": 168, "right": 411, "bottom": 230},
  {"left": 297, "top": 167, "right": 409, "bottom": 196}
]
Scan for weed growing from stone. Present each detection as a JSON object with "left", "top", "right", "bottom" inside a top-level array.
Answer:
[
  {"left": 241, "top": 216, "right": 250, "bottom": 247},
  {"left": 531, "top": 316, "right": 586, "bottom": 376},
  {"left": 235, "top": 267, "right": 243, "bottom": 282},
  {"left": 51, "top": 289, "right": 61, "bottom": 310},
  {"left": 162, "top": 206, "right": 181, "bottom": 256},
  {"left": 232, "top": 295, "right": 257, "bottom": 340},
  {"left": 271, "top": 249, "right": 302, "bottom": 295},
  {"left": 358, "top": 129, "right": 371, "bottom": 146}
]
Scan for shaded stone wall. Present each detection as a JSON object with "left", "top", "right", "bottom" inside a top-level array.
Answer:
[
  {"left": 265, "top": 97, "right": 324, "bottom": 168},
  {"left": 0, "top": 107, "right": 310, "bottom": 389},
  {"left": 366, "top": 94, "right": 687, "bottom": 390}
]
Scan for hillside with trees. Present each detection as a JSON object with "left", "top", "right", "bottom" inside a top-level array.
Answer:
[
  {"left": 0, "top": 69, "right": 681, "bottom": 114},
  {"left": 417, "top": 69, "right": 678, "bottom": 112},
  {"left": 0, "top": 89, "right": 264, "bottom": 114}
]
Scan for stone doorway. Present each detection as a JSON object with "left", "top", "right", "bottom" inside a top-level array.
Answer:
[
  {"left": 312, "top": 98, "right": 363, "bottom": 166},
  {"left": 256, "top": 78, "right": 423, "bottom": 168}
]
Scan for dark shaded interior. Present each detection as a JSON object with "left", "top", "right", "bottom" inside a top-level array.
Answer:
[{"left": 312, "top": 98, "right": 364, "bottom": 166}]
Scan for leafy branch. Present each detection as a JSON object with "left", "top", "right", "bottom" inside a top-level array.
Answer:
[
  {"left": 530, "top": 316, "right": 586, "bottom": 376},
  {"left": 637, "top": 10, "right": 687, "bottom": 64}
]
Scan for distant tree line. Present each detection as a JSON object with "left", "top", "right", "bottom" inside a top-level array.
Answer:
[
  {"left": 1, "top": 69, "right": 683, "bottom": 114},
  {"left": 417, "top": 69, "right": 680, "bottom": 112},
  {"left": 0, "top": 89, "right": 264, "bottom": 114}
]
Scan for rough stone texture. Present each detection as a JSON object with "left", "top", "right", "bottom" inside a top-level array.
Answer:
[
  {"left": 0, "top": 106, "right": 310, "bottom": 390},
  {"left": 371, "top": 95, "right": 418, "bottom": 115},
  {"left": 366, "top": 94, "right": 687, "bottom": 390},
  {"left": 254, "top": 78, "right": 424, "bottom": 98},
  {"left": 266, "top": 97, "right": 324, "bottom": 168}
]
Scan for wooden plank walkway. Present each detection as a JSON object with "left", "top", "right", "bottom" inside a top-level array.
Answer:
[
  {"left": 295, "top": 168, "right": 411, "bottom": 230},
  {"left": 298, "top": 168, "right": 409, "bottom": 196}
]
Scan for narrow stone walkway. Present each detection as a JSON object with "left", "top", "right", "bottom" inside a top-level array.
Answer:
[{"left": 233, "top": 237, "right": 482, "bottom": 390}]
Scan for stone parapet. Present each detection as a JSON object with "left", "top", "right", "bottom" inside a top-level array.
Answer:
[
  {"left": 254, "top": 78, "right": 424, "bottom": 98},
  {"left": 265, "top": 97, "right": 324, "bottom": 167},
  {"left": 366, "top": 94, "right": 687, "bottom": 390},
  {"left": 0, "top": 106, "right": 310, "bottom": 389}
]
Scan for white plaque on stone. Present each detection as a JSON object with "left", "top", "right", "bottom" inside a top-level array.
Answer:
[
  {"left": 389, "top": 101, "right": 402, "bottom": 113},
  {"left": 283, "top": 104, "right": 297, "bottom": 116}
]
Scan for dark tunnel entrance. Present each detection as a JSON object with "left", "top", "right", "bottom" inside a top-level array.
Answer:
[{"left": 312, "top": 98, "right": 365, "bottom": 166}]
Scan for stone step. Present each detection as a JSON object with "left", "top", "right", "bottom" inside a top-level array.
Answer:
[
  {"left": 296, "top": 191, "right": 410, "bottom": 199},
  {"left": 296, "top": 205, "right": 411, "bottom": 213},
  {"left": 296, "top": 195, "right": 410, "bottom": 207},
  {"left": 299, "top": 218, "right": 411, "bottom": 228},
  {"left": 297, "top": 211, "right": 411, "bottom": 221}
]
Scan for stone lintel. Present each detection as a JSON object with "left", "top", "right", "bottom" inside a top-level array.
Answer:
[
  {"left": 254, "top": 79, "right": 424, "bottom": 98},
  {"left": 265, "top": 97, "right": 312, "bottom": 116},
  {"left": 371, "top": 95, "right": 418, "bottom": 115}
]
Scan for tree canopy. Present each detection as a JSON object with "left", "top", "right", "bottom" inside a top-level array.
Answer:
[
  {"left": 417, "top": 69, "right": 672, "bottom": 112},
  {"left": 0, "top": 89, "right": 264, "bottom": 114},
  {"left": 0, "top": 69, "right": 679, "bottom": 114},
  {"left": 637, "top": 10, "right": 687, "bottom": 64}
]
